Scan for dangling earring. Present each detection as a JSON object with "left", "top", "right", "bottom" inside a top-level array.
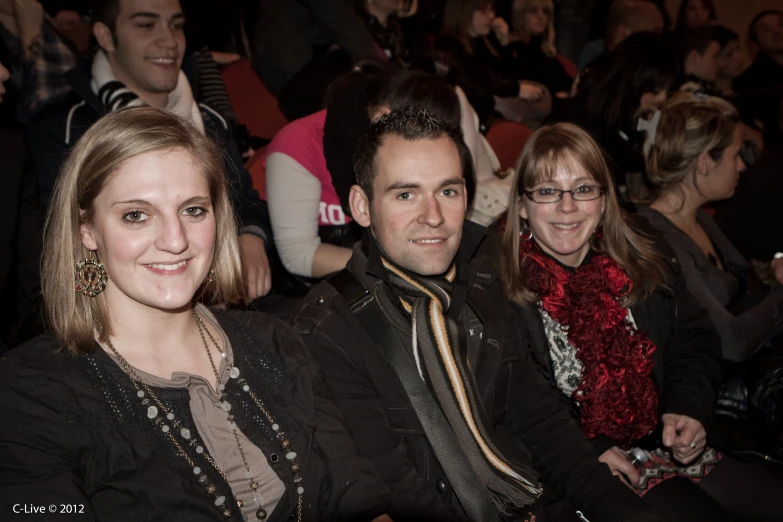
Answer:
[
  {"left": 75, "top": 251, "right": 108, "bottom": 297},
  {"left": 594, "top": 225, "right": 604, "bottom": 240},
  {"left": 520, "top": 220, "right": 533, "bottom": 242},
  {"left": 204, "top": 268, "right": 217, "bottom": 285}
]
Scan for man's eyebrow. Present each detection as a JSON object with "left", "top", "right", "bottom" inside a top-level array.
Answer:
[
  {"left": 129, "top": 12, "right": 185, "bottom": 21},
  {"left": 384, "top": 182, "right": 420, "bottom": 192},
  {"left": 129, "top": 12, "right": 161, "bottom": 20}
]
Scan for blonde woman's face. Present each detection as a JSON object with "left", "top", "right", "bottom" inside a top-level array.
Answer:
[
  {"left": 520, "top": 3, "right": 549, "bottom": 35},
  {"left": 698, "top": 126, "right": 745, "bottom": 202},
  {"left": 519, "top": 161, "right": 605, "bottom": 268},
  {"left": 79, "top": 148, "right": 216, "bottom": 314}
]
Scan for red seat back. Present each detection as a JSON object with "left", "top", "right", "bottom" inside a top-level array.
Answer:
[
  {"left": 486, "top": 120, "right": 534, "bottom": 171},
  {"left": 221, "top": 60, "right": 288, "bottom": 140},
  {"left": 557, "top": 55, "right": 577, "bottom": 78}
]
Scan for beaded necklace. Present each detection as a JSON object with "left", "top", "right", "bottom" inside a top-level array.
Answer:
[{"left": 104, "top": 308, "right": 303, "bottom": 521}]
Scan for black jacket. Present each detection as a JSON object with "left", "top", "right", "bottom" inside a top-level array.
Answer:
[
  {"left": 293, "top": 222, "right": 663, "bottom": 522},
  {"left": 520, "top": 240, "right": 724, "bottom": 457},
  {"left": 0, "top": 310, "right": 390, "bottom": 521},
  {"left": 24, "top": 60, "right": 272, "bottom": 244}
]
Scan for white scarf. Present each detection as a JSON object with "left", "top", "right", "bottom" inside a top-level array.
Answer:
[{"left": 90, "top": 50, "right": 204, "bottom": 133}]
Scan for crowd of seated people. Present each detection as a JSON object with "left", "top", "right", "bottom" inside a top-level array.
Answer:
[{"left": 2, "top": 0, "right": 783, "bottom": 521}]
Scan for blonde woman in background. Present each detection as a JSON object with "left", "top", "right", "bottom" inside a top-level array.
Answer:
[{"left": 505, "top": 0, "right": 574, "bottom": 97}]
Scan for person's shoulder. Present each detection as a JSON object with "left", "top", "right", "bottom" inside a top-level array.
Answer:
[
  {"left": 268, "top": 110, "right": 325, "bottom": 150},
  {"left": 0, "top": 335, "right": 84, "bottom": 405},
  {"left": 198, "top": 103, "right": 230, "bottom": 132},
  {"left": 27, "top": 91, "right": 98, "bottom": 142}
]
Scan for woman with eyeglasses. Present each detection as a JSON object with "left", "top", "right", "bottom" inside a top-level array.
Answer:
[{"left": 493, "top": 122, "right": 783, "bottom": 520}]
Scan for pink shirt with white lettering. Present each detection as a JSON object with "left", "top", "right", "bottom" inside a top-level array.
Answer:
[{"left": 263, "top": 110, "right": 351, "bottom": 226}]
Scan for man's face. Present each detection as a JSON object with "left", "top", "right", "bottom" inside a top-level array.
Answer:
[
  {"left": 98, "top": 0, "right": 185, "bottom": 103},
  {"left": 687, "top": 41, "right": 721, "bottom": 82},
  {"left": 755, "top": 13, "right": 783, "bottom": 55},
  {"left": 353, "top": 135, "right": 467, "bottom": 277}
]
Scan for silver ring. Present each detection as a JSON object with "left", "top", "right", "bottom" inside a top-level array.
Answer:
[{"left": 690, "top": 441, "right": 697, "bottom": 449}]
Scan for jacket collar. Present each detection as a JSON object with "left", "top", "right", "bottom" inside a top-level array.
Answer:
[{"left": 64, "top": 53, "right": 200, "bottom": 115}]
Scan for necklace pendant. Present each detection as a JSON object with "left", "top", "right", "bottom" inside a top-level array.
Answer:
[{"left": 256, "top": 508, "right": 267, "bottom": 520}]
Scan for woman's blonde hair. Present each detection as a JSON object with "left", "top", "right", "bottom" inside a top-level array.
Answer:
[
  {"left": 43, "top": 106, "right": 245, "bottom": 355},
  {"left": 442, "top": 0, "right": 496, "bottom": 54},
  {"left": 499, "top": 122, "right": 666, "bottom": 306},
  {"left": 644, "top": 91, "right": 739, "bottom": 205},
  {"left": 511, "top": 0, "right": 557, "bottom": 57}
]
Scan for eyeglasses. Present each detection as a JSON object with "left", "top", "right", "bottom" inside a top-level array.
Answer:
[{"left": 524, "top": 184, "right": 604, "bottom": 203}]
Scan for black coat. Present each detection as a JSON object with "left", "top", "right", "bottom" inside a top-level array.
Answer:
[
  {"left": 0, "top": 310, "right": 390, "bottom": 521},
  {"left": 23, "top": 60, "right": 272, "bottom": 246},
  {"left": 510, "top": 232, "right": 723, "bottom": 457},
  {"left": 293, "top": 222, "right": 662, "bottom": 522}
]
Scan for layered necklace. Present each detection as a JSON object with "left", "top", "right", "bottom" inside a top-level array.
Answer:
[{"left": 104, "top": 308, "right": 303, "bottom": 521}]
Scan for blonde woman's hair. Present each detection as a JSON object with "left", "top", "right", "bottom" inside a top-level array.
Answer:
[
  {"left": 43, "top": 106, "right": 245, "bottom": 355},
  {"left": 511, "top": 0, "right": 557, "bottom": 57},
  {"left": 499, "top": 122, "right": 666, "bottom": 306},
  {"left": 442, "top": 0, "right": 496, "bottom": 54},
  {"left": 644, "top": 91, "right": 739, "bottom": 205}
]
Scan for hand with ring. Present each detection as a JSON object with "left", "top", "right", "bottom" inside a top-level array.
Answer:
[{"left": 662, "top": 413, "right": 707, "bottom": 464}]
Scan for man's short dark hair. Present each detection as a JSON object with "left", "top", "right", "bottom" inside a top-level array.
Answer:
[
  {"left": 712, "top": 25, "right": 738, "bottom": 50},
  {"left": 90, "top": 0, "right": 121, "bottom": 32},
  {"left": 353, "top": 106, "right": 474, "bottom": 201},
  {"left": 678, "top": 26, "right": 722, "bottom": 59}
]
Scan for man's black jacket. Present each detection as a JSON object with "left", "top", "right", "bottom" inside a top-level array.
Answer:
[
  {"left": 24, "top": 60, "right": 272, "bottom": 243},
  {"left": 293, "top": 221, "right": 662, "bottom": 522}
]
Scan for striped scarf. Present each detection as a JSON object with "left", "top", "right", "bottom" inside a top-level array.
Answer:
[
  {"left": 380, "top": 254, "right": 543, "bottom": 513},
  {"left": 90, "top": 50, "right": 204, "bottom": 133}
]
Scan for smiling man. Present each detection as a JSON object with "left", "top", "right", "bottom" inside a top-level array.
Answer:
[
  {"left": 293, "top": 106, "right": 664, "bottom": 522},
  {"left": 25, "top": 0, "right": 273, "bottom": 299}
]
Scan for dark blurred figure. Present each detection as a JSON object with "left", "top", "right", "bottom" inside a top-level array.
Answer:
[
  {"left": 713, "top": 25, "right": 743, "bottom": 97},
  {"left": 734, "top": 10, "right": 783, "bottom": 94},
  {"left": 0, "top": 0, "right": 78, "bottom": 122},
  {"left": 252, "top": 0, "right": 381, "bottom": 121},
  {"left": 714, "top": 99, "right": 783, "bottom": 263},
  {"left": 356, "top": 0, "right": 429, "bottom": 67},
  {"left": 676, "top": 25, "right": 723, "bottom": 95},
  {"left": 0, "top": 42, "right": 44, "bottom": 353},
  {"left": 587, "top": 0, "right": 671, "bottom": 42},
  {"left": 435, "top": 0, "right": 551, "bottom": 127},
  {"left": 504, "top": 0, "right": 573, "bottom": 97},
  {"left": 674, "top": 0, "right": 717, "bottom": 33},
  {"left": 577, "top": 0, "right": 664, "bottom": 70},
  {"left": 570, "top": 32, "right": 679, "bottom": 191}
]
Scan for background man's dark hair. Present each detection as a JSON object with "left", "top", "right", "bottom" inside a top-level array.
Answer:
[
  {"left": 90, "top": 0, "right": 121, "bottom": 33},
  {"left": 353, "top": 106, "right": 475, "bottom": 203},
  {"left": 678, "top": 25, "right": 721, "bottom": 59}
]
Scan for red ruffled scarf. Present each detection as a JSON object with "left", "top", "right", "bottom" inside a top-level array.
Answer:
[{"left": 519, "top": 241, "right": 659, "bottom": 445}]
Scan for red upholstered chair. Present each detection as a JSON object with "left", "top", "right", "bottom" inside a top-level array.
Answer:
[
  {"left": 220, "top": 60, "right": 288, "bottom": 140},
  {"left": 557, "top": 55, "right": 577, "bottom": 78},
  {"left": 486, "top": 120, "right": 534, "bottom": 171},
  {"left": 247, "top": 146, "right": 268, "bottom": 196}
]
